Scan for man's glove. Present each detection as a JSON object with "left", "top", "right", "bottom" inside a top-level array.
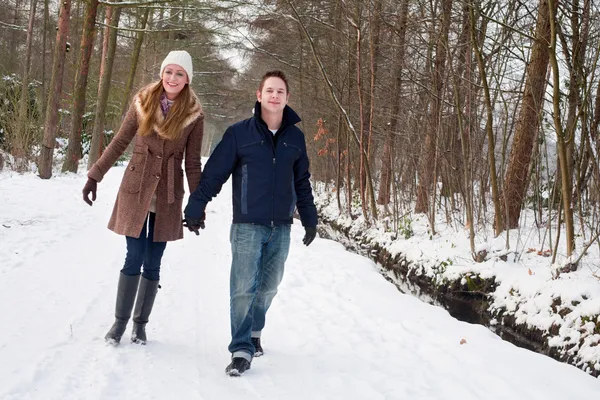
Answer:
[
  {"left": 183, "top": 213, "right": 205, "bottom": 236},
  {"left": 303, "top": 226, "right": 317, "bottom": 246},
  {"left": 82, "top": 178, "right": 97, "bottom": 206}
]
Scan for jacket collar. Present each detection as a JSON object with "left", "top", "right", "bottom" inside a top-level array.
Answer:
[
  {"left": 253, "top": 101, "right": 301, "bottom": 132},
  {"left": 134, "top": 83, "right": 203, "bottom": 138}
]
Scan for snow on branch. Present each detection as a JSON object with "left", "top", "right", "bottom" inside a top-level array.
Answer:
[
  {"left": 98, "top": 0, "right": 178, "bottom": 7},
  {"left": 96, "top": 21, "right": 208, "bottom": 34},
  {"left": 0, "top": 20, "right": 26, "bottom": 31}
]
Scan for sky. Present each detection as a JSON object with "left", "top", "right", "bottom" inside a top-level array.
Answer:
[{"left": 1, "top": 166, "right": 599, "bottom": 400}]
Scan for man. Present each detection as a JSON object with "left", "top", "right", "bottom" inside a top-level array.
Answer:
[{"left": 183, "top": 71, "right": 318, "bottom": 376}]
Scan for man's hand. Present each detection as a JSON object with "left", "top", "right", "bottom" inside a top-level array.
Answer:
[
  {"left": 82, "top": 178, "right": 97, "bottom": 206},
  {"left": 183, "top": 214, "right": 205, "bottom": 236},
  {"left": 303, "top": 226, "right": 317, "bottom": 246}
]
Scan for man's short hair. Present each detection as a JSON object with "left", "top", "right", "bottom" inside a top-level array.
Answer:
[{"left": 259, "top": 71, "right": 290, "bottom": 93}]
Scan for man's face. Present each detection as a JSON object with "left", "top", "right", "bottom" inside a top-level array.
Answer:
[{"left": 257, "top": 77, "right": 289, "bottom": 114}]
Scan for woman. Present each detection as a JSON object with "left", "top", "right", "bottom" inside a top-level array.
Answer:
[{"left": 82, "top": 50, "right": 204, "bottom": 345}]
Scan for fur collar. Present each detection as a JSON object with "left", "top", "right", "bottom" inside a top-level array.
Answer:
[{"left": 133, "top": 83, "right": 203, "bottom": 138}]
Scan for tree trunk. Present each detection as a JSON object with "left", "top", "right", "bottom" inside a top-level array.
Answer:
[
  {"left": 13, "top": 0, "right": 38, "bottom": 170},
  {"left": 38, "top": 0, "right": 72, "bottom": 179},
  {"left": 350, "top": 17, "right": 369, "bottom": 221},
  {"left": 470, "top": 2, "right": 502, "bottom": 236},
  {"left": 9, "top": 0, "right": 22, "bottom": 73},
  {"left": 87, "top": 5, "right": 121, "bottom": 169},
  {"left": 415, "top": 0, "right": 453, "bottom": 217},
  {"left": 501, "top": 0, "right": 556, "bottom": 229},
  {"left": 548, "top": 0, "right": 575, "bottom": 258},
  {"left": 366, "top": 0, "right": 381, "bottom": 158},
  {"left": 336, "top": 113, "right": 342, "bottom": 211},
  {"left": 120, "top": 7, "right": 150, "bottom": 120},
  {"left": 378, "top": 0, "right": 409, "bottom": 205},
  {"left": 62, "top": 0, "right": 100, "bottom": 173},
  {"left": 41, "top": 0, "right": 50, "bottom": 116}
]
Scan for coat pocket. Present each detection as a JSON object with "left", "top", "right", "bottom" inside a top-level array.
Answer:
[
  {"left": 282, "top": 142, "right": 302, "bottom": 160},
  {"left": 174, "top": 169, "right": 185, "bottom": 199},
  {"left": 174, "top": 152, "right": 185, "bottom": 199},
  {"left": 121, "top": 163, "right": 143, "bottom": 194}
]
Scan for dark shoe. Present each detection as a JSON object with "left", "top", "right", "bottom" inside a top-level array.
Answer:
[
  {"left": 225, "top": 357, "right": 251, "bottom": 376},
  {"left": 105, "top": 273, "right": 140, "bottom": 345},
  {"left": 252, "top": 337, "right": 263, "bottom": 357},
  {"left": 131, "top": 277, "right": 160, "bottom": 345},
  {"left": 131, "top": 322, "right": 147, "bottom": 345}
]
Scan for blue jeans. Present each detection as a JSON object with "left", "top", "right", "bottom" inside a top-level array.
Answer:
[
  {"left": 228, "top": 223, "right": 291, "bottom": 360},
  {"left": 121, "top": 212, "right": 167, "bottom": 281}
]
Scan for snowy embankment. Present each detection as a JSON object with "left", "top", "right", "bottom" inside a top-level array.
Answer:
[
  {"left": 314, "top": 184, "right": 600, "bottom": 377},
  {"left": 0, "top": 169, "right": 599, "bottom": 399}
]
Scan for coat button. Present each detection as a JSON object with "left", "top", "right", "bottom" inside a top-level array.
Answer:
[
  {"left": 155, "top": 174, "right": 161, "bottom": 179},
  {"left": 157, "top": 154, "right": 162, "bottom": 159}
]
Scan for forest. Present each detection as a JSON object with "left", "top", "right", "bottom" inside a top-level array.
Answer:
[{"left": 2, "top": 0, "right": 600, "bottom": 265}]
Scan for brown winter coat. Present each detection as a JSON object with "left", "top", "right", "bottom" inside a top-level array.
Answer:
[{"left": 88, "top": 84, "right": 204, "bottom": 242}]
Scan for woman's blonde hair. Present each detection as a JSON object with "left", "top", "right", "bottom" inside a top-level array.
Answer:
[{"left": 138, "top": 81, "right": 195, "bottom": 140}]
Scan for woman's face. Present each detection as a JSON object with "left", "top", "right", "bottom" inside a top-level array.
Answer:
[{"left": 162, "top": 64, "right": 189, "bottom": 99}]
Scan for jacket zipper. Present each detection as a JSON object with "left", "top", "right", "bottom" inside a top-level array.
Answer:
[
  {"left": 271, "top": 156, "right": 276, "bottom": 227},
  {"left": 267, "top": 127, "right": 277, "bottom": 228}
]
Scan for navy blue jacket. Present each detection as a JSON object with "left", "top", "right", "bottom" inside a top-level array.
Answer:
[{"left": 185, "top": 102, "right": 318, "bottom": 228}]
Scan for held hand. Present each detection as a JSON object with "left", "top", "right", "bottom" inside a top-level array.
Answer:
[
  {"left": 303, "top": 226, "right": 317, "bottom": 246},
  {"left": 183, "top": 214, "right": 205, "bottom": 236},
  {"left": 82, "top": 178, "right": 97, "bottom": 206}
]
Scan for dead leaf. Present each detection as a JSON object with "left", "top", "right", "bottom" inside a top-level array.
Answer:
[
  {"left": 528, "top": 268, "right": 534, "bottom": 276},
  {"left": 460, "top": 338, "right": 467, "bottom": 345},
  {"left": 542, "top": 249, "right": 552, "bottom": 257}
]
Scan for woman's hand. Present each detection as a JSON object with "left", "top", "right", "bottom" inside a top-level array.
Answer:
[{"left": 82, "top": 178, "right": 98, "bottom": 206}]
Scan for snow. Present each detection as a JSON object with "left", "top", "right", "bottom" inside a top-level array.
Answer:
[
  {"left": 314, "top": 184, "right": 600, "bottom": 374},
  {"left": 0, "top": 168, "right": 599, "bottom": 399}
]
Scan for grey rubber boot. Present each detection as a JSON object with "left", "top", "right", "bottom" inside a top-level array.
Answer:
[
  {"left": 105, "top": 273, "right": 141, "bottom": 345},
  {"left": 131, "top": 276, "right": 160, "bottom": 345}
]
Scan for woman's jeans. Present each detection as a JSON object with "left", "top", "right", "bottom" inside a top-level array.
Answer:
[
  {"left": 228, "top": 223, "right": 291, "bottom": 360},
  {"left": 121, "top": 212, "right": 167, "bottom": 281}
]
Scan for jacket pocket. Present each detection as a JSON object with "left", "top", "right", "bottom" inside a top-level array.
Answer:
[
  {"left": 239, "top": 140, "right": 264, "bottom": 149},
  {"left": 174, "top": 169, "right": 185, "bottom": 199},
  {"left": 289, "top": 177, "right": 297, "bottom": 217},
  {"left": 132, "top": 143, "right": 148, "bottom": 162},
  {"left": 121, "top": 163, "right": 143, "bottom": 194},
  {"left": 241, "top": 164, "right": 248, "bottom": 214},
  {"left": 283, "top": 142, "right": 301, "bottom": 154}
]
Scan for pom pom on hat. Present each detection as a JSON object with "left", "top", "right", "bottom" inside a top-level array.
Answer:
[{"left": 160, "top": 50, "right": 193, "bottom": 84}]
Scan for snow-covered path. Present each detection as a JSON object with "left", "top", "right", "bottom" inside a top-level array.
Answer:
[{"left": 1, "top": 168, "right": 598, "bottom": 400}]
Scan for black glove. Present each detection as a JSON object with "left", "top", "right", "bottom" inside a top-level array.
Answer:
[
  {"left": 303, "top": 226, "right": 317, "bottom": 246},
  {"left": 82, "top": 178, "right": 97, "bottom": 206},
  {"left": 183, "top": 213, "right": 205, "bottom": 236}
]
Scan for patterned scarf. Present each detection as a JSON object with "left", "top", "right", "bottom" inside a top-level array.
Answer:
[{"left": 160, "top": 93, "right": 174, "bottom": 117}]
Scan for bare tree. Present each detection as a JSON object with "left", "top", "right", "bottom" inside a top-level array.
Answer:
[
  {"left": 62, "top": 0, "right": 100, "bottom": 173},
  {"left": 378, "top": 0, "right": 409, "bottom": 206},
  {"left": 38, "top": 0, "right": 72, "bottom": 179},
  {"left": 415, "top": 0, "right": 453, "bottom": 233},
  {"left": 13, "top": 0, "right": 39, "bottom": 170},
  {"left": 548, "top": 0, "right": 574, "bottom": 257},
  {"left": 501, "top": 0, "right": 557, "bottom": 229},
  {"left": 120, "top": 7, "right": 150, "bottom": 119},
  {"left": 87, "top": 4, "right": 122, "bottom": 169}
]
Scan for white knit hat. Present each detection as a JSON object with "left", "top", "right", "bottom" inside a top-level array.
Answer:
[{"left": 160, "top": 50, "right": 193, "bottom": 84}]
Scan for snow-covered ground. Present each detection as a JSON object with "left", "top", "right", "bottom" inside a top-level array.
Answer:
[
  {"left": 1, "top": 168, "right": 599, "bottom": 400},
  {"left": 314, "top": 182, "right": 600, "bottom": 374}
]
